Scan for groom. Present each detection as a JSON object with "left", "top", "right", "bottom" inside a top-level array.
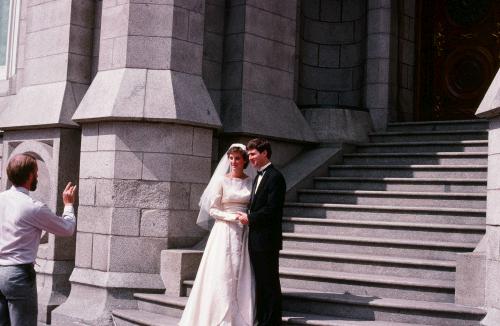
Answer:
[{"left": 238, "top": 138, "right": 286, "bottom": 326}]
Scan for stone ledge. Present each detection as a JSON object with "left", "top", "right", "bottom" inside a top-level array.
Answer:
[
  {"left": 72, "top": 68, "right": 222, "bottom": 129},
  {"left": 69, "top": 267, "right": 165, "bottom": 290}
]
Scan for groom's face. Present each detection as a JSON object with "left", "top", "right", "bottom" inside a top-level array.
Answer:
[{"left": 248, "top": 149, "right": 267, "bottom": 169}]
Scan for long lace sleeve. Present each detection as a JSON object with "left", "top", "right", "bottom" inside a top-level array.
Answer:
[{"left": 209, "top": 180, "right": 239, "bottom": 222}]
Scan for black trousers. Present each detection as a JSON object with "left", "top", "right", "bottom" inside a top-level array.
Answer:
[{"left": 249, "top": 250, "right": 282, "bottom": 326}]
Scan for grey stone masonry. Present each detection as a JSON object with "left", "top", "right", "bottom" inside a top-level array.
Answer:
[
  {"left": 475, "top": 68, "right": 500, "bottom": 326},
  {"left": 221, "top": 0, "right": 316, "bottom": 143},
  {"left": 397, "top": 0, "right": 416, "bottom": 121},
  {"left": 0, "top": 132, "right": 2, "bottom": 188},
  {"left": 364, "top": 0, "right": 399, "bottom": 130},
  {"left": 0, "top": 0, "right": 95, "bottom": 129}
]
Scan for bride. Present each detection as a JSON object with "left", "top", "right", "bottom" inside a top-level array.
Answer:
[{"left": 179, "top": 144, "right": 255, "bottom": 326}]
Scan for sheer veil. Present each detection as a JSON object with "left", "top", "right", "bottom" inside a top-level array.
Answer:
[{"left": 196, "top": 143, "right": 256, "bottom": 230}]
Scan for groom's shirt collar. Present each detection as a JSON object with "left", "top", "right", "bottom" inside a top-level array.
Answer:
[{"left": 258, "top": 162, "right": 272, "bottom": 173}]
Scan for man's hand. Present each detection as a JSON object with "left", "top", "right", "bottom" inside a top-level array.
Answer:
[
  {"left": 237, "top": 212, "right": 249, "bottom": 225},
  {"left": 62, "top": 182, "right": 77, "bottom": 205}
]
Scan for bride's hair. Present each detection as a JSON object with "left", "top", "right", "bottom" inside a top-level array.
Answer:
[{"left": 227, "top": 146, "right": 249, "bottom": 169}]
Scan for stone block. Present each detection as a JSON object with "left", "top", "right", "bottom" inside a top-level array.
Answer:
[
  {"left": 126, "top": 36, "right": 171, "bottom": 70},
  {"left": 188, "top": 11, "right": 204, "bottom": 44},
  {"left": 297, "top": 87, "right": 317, "bottom": 106},
  {"left": 92, "top": 234, "right": 110, "bottom": 271},
  {"left": 69, "top": 24, "right": 94, "bottom": 58},
  {"left": 204, "top": 3, "right": 225, "bottom": 34},
  {"left": 203, "top": 60, "right": 222, "bottom": 89},
  {"left": 455, "top": 252, "right": 486, "bottom": 306},
  {"left": 367, "top": 8, "right": 391, "bottom": 34},
  {"left": 142, "top": 153, "right": 211, "bottom": 183},
  {"left": 369, "top": 107, "right": 388, "bottom": 130},
  {"left": 128, "top": 3, "right": 174, "bottom": 38},
  {"left": 403, "top": 0, "right": 416, "bottom": 17},
  {"left": 223, "top": 33, "right": 244, "bottom": 62},
  {"left": 25, "top": 25, "right": 71, "bottom": 60},
  {"left": 320, "top": 0, "right": 341, "bottom": 22},
  {"left": 340, "top": 43, "right": 361, "bottom": 67},
  {"left": 242, "top": 62, "right": 294, "bottom": 99},
  {"left": 301, "top": 40, "right": 319, "bottom": 66},
  {"left": 319, "top": 45, "right": 340, "bottom": 68},
  {"left": 170, "top": 39, "right": 203, "bottom": 75},
  {"left": 304, "top": 20, "right": 354, "bottom": 44},
  {"left": 175, "top": 0, "right": 204, "bottom": 13},
  {"left": 340, "top": 90, "right": 362, "bottom": 107},
  {"left": 222, "top": 61, "right": 244, "bottom": 90},
  {"left": 80, "top": 151, "right": 115, "bottom": 178},
  {"left": 112, "top": 180, "right": 170, "bottom": 209},
  {"left": 166, "top": 210, "right": 205, "bottom": 246},
  {"left": 75, "top": 232, "right": 93, "bottom": 268},
  {"left": 77, "top": 206, "right": 113, "bottom": 234},
  {"left": 317, "top": 91, "right": 339, "bottom": 105},
  {"left": 487, "top": 190, "right": 500, "bottom": 226},
  {"left": 140, "top": 209, "right": 169, "bottom": 237},
  {"left": 95, "top": 179, "right": 115, "bottom": 207},
  {"left": 68, "top": 53, "right": 92, "bottom": 84},
  {"left": 300, "top": 65, "right": 353, "bottom": 91},
  {"left": 192, "top": 127, "right": 213, "bottom": 157},
  {"left": 161, "top": 249, "right": 203, "bottom": 296},
  {"left": 366, "top": 58, "right": 390, "bottom": 83},
  {"left": 488, "top": 122, "right": 500, "bottom": 156},
  {"left": 114, "top": 151, "right": 143, "bottom": 180},
  {"left": 488, "top": 154, "right": 500, "bottom": 190},
  {"left": 399, "top": 39, "right": 415, "bottom": 65},
  {"left": 100, "top": 4, "right": 129, "bottom": 40},
  {"left": 70, "top": 0, "right": 95, "bottom": 28},
  {"left": 203, "top": 32, "right": 224, "bottom": 62},
  {"left": 354, "top": 17, "right": 366, "bottom": 42},
  {"left": 190, "top": 183, "right": 206, "bottom": 210},
  {"left": 368, "top": 0, "right": 391, "bottom": 10},
  {"left": 23, "top": 54, "right": 68, "bottom": 86},
  {"left": 365, "top": 83, "right": 390, "bottom": 108},
  {"left": 111, "top": 36, "right": 128, "bottom": 69},
  {"left": 302, "top": 0, "right": 320, "bottom": 20},
  {"left": 244, "top": 34, "right": 295, "bottom": 72},
  {"left": 486, "top": 258, "right": 500, "bottom": 309},
  {"left": 343, "top": 0, "right": 364, "bottom": 20},
  {"left": 247, "top": 0, "right": 297, "bottom": 20},
  {"left": 81, "top": 124, "right": 99, "bottom": 152},
  {"left": 367, "top": 34, "right": 391, "bottom": 59},
  {"left": 245, "top": 6, "right": 296, "bottom": 46},
  {"left": 78, "top": 178, "right": 96, "bottom": 206},
  {"left": 225, "top": 4, "right": 245, "bottom": 34},
  {"left": 27, "top": 0, "right": 72, "bottom": 33},
  {"left": 108, "top": 236, "right": 168, "bottom": 273},
  {"left": 97, "top": 38, "right": 113, "bottom": 71},
  {"left": 110, "top": 208, "right": 141, "bottom": 236}
]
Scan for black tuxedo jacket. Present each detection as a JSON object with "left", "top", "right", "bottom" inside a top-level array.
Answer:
[{"left": 248, "top": 165, "right": 286, "bottom": 252}]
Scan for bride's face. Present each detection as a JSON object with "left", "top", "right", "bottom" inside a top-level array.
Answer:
[{"left": 229, "top": 152, "right": 245, "bottom": 174}]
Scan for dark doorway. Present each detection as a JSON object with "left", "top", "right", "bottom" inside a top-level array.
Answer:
[{"left": 415, "top": 0, "right": 500, "bottom": 121}]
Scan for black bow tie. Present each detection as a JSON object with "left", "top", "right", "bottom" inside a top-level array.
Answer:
[{"left": 257, "top": 170, "right": 264, "bottom": 176}]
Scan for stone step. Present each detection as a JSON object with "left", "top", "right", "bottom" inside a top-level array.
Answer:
[
  {"left": 358, "top": 140, "right": 488, "bottom": 154},
  {"left": 386, "top": 119, "right": 488, "bottom": 132},
  {"left": 356, "top": 140, "right": 488, "bottom": 153},
  {"left": 279, "top": 267, "right": 455, "bottom": 303},
  {"left": 328, "top": 164, "right": 487, "bottom": 178},
  {"left": 284, "top": 202, "right": 486, "bottom": 225},
  {"left": 342, "top": 152, "right": 487, "bottom": 165},
  {"left": 282, "top": 287, "right": 485, "bottom": 326},
  {"left": 314, "top": 177, "right": 486, "bottom": 193},
  {"left": 297, "top": 189, "right": 486, "bottom": 209},
  {"left": 369, "top": 130, "right": 487, "bottom": 142},
  {"left": 282, "top": 232, "right": 475, "bottom": 260},
  {"left": 283, "top": 311, "right": 430, "bottom": 325},
  {"left": 133, "top": 293, "right": 186, "bottom": 318},
  {"left": 113, "top": 301, "right": 428, "bottom": 326},
  {"left": 280, "top": 249, "right": 456, "bottom": 280},
  {"left": 282, "top": 217, "right": 484, "bottom": 243}
]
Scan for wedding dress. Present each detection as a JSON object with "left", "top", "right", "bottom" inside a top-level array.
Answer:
[{"left": 179, "top": 175, "right": 255, "bottom": 326}]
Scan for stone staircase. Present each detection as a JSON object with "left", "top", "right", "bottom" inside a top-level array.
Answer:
[{"left": 112, "top": 119, "right": 488, "bottom": 326}]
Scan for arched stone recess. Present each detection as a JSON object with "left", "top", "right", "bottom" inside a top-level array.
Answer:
[{"left": 1, "top": 131, "right": 81, "bottom": 324}]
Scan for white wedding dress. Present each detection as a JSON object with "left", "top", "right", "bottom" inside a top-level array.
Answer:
[{"left": 179, "top": 175, "right": 255, "bottom": 326}]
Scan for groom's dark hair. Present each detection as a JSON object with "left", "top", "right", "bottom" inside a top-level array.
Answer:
[{"left": 247, "top": 138, "right": 272, "bottom": 159}]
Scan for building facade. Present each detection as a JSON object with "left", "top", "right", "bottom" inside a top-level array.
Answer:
[{"left": 0, "top": 0, "right": 499, "bottom": 324}]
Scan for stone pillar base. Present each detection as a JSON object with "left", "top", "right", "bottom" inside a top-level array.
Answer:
[
  {"left": 482, "top": 308, "right": 500, "bottom": 326},
  {"left": 455, "top": 252, "right": 486, "bottom": 307},
  {"left": 51, "top": 268, "right": 164, "bottom": 325},
  {"left": 36, "top": 259, "right": 74, "bottom": 324},
  {"left": 161, "top": 249, "right": 203, "bottom": 296}
]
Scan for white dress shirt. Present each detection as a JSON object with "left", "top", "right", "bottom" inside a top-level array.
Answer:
[
  {"left": 0, "top": 186, "right": 76, "bottom": 265},
  {"left": 254, "top": 162, "right": 272, "bottom": 194}
]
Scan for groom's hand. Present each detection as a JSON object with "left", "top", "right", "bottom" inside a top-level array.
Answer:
[{"left": 237, "top": 212, "right": 249, "bottom": 225}]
